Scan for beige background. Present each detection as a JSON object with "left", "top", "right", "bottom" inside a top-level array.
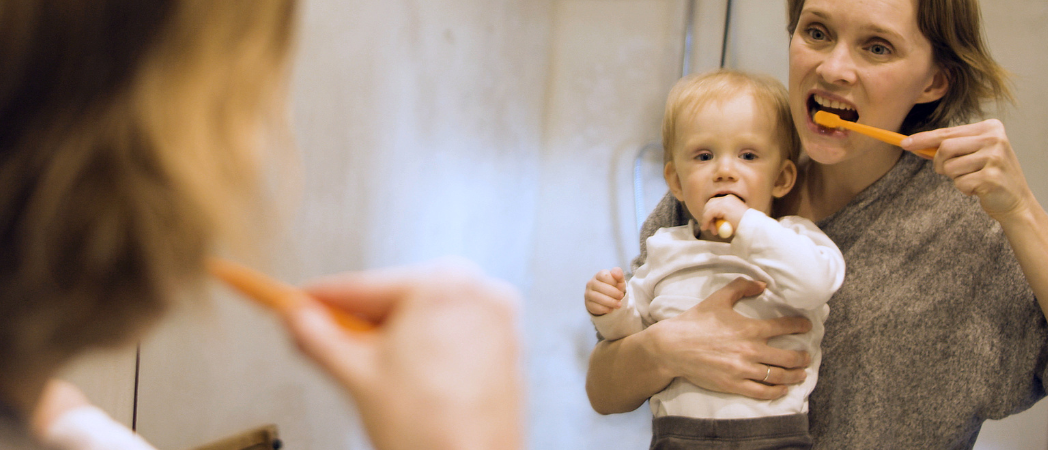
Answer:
[{"left": 62, "top": 0, "right": 1048, "bottom": 449}]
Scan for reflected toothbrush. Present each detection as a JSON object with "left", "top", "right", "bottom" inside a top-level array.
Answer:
[
  {"left": 813, "top": 111, "right": 937, "bottom": 159},
  {"left": 207, "top": 257, "right": 375, "bottom": 332},
  {"left": 714, "top": 219, "right": 733, "bottom": 239}
]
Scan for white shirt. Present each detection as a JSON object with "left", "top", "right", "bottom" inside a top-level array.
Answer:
[
  {"left": 43, "top": 406, "right": 157, "bottom": 450},
  {"left": 592, "top": 209, "right": 845, "bottom": 419}
]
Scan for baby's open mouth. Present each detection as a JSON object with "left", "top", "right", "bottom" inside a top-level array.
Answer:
[
  {"left": 808, "top": 94, "right": 858, "bottom": 130},
  {"left": 712, "top": 192, "right": 744, "bottom": 203}
]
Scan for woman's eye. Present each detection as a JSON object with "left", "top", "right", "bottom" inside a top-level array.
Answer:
[
  {"left": 868, "top": 44, "right": 891, "bottom": 56},
  {"left": 806, "top": 26, "right": 827, "bottom": 41}
]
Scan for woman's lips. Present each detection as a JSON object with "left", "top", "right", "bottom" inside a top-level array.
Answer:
[{"left": 806, "top": 93, "right": 855, "bottom": 138}]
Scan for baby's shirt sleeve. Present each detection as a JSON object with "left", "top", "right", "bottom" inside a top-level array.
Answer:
[
  {"left": 731, "top": 210, "right": 845, "bottom": 310},
  {"left": 591, "top": 243, "right": 665, "bottom": 341},
  {"left": 43, "top": 405, "right": 158, "bottom": 450}
]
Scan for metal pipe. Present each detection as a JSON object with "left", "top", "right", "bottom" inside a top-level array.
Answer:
[
  {"left": 680, "top": 0, "right": 696, "bottom": 78},
  {"left": 720, "top": 0, "right": 733, "bottom": 68}
]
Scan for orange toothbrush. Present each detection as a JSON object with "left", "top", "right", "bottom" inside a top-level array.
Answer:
[
  {"left": 206, "top": 257, "right": 375, "bottom": 332},
  {"left": 714, "top": 219, "right": 733, "bottom": 239},
  {"left": 813, "top": 111, "right": 937, "bottom": 159}
]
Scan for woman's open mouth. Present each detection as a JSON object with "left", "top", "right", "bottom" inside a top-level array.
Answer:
[{"left": 808, "top": 94, "right": 859, "bottom": 133}]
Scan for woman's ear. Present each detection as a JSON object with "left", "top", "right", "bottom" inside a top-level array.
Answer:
[
  {"left": 772, "top": 159, "right": 798, "bottom": 198},
  {"left": 916, "top": 68, "right": 949, "bottom": 104},
  {"left": 664, "top": 162, "right": 686, "bottom": 202}
]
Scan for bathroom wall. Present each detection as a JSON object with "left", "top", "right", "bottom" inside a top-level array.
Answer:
[
  {"left": 528, "top": 0, "right": 1048, "bottom": 449},
  {"left": 61, "top": 0, "right": 1048, "bottom": 449}
]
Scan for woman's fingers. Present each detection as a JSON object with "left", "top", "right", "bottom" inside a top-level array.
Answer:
[
  {"left": 755, "top": 316, "right": 813, "bottom": 340},
  {"left": 707, "top": 277, "right": 768, "bottom": 308},
  {"left": 904, "top": 119, "right": 996, "bottom": 152},
  {"left": 727, "top": 365, "right": 808, "bottom": 400},
  {"left": 661, "top": 278, "right": 812, "bottom": 400},
  {"left": 302, "top": 258, "right": 482, "bottom": 321},
  {"left": 282, "top": 298, "right": 376, "bottom": 391},
  {"left": 909, "top": 119, "right": 1034, "bottom": 220},
  {"left": 758, "top": 365, "right": 807, "bottom": 386},
  {"left": 286, "top": 264, "right": 524, "bottom": 450}
]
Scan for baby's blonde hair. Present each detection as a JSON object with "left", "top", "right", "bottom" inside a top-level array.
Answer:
[
  {"left": 0, "top": 0, "right": 297, "bottom": 371},
  {"left": 661, "top": 70, "right": 800, "bottom": 166}
]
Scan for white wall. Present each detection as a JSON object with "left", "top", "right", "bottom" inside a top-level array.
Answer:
[{"left": 62, "top": 0, "right": 1048, "bottom": 449}]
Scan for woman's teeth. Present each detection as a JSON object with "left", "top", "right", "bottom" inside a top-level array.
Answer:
[{"left": 813, "top": 94, "right": 855, "bottom": 112}]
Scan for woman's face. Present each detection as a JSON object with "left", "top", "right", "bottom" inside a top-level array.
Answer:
[{"left": 789, "top": 0, "right": 948, "bottom": 165}]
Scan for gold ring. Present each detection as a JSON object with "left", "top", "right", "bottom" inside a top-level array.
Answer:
[{"left": 762, "top": 366, "right": 772, "bottom": 383}]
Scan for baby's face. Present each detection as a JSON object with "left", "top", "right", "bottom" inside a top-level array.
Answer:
[{"left": 665, "top": 95, "right": 792, "bottom": 220}]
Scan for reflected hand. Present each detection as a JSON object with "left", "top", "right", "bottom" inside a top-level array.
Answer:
[
  {"left": 906, "top": 119, "right": 1036, "bottom": 223},
  {"left": 282, "top": 261, "right": 523, "bottom": 450}
]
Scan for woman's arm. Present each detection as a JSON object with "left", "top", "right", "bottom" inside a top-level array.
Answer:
[
  {"left": 906, "top": 119, "right": 1048, "bottom": 316},
  {"left": 585, "top": 278, "right": 813, "bottom": 414}
]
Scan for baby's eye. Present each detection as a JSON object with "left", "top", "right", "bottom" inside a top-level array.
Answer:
[
  {"left": 739, "top": 151, "right": 758, "bottom": 161},
  {"left": 696, "top": 152, "right": 713, "bottom": 161}
]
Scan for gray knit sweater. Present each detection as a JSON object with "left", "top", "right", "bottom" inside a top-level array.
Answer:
[{"left": 633, "top": 152, "right": 1048, "bottom": 448}]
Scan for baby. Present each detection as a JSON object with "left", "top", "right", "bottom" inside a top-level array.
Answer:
[{"left": 585, "top": 70, "right": 845, "bottom": 448}]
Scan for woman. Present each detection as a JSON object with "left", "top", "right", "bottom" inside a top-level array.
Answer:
[
  {"left": 0, "top": 1, "right": 521, "bottom": 449},
  {"left": 586, "top": 0, "right": 1048, "bottom": 447}
]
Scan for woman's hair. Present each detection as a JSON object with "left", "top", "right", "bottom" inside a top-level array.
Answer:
[
  {"left": 786, "top": 0, "right": 1013, "bottom": 134},
  {"left": 661, "top": 69, "right": 801, "bottom": 165},
  {"left": 0, "top": 0, "right": 297, "bottom": 371}
]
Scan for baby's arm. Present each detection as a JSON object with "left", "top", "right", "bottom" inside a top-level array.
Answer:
[
  {"left": 586, "top": 268, "right": 646, "bottom": 340},
  {"left": 732, "top": 210, "right": 845, "bottom": 310}
]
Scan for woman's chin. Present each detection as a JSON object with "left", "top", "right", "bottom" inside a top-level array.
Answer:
[{"left": 801, "top": 141, "right": 851, "bottom": 165}]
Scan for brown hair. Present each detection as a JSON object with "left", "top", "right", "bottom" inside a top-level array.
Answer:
[
  {"left": 786, "top": 0, "right": 1013, "bottom": 134},
  {"left": 0, "top": 0, "right": 297, "bottom": 371},
  {"left": 661, "top": 69, "right": 801, "bottom": 165}
]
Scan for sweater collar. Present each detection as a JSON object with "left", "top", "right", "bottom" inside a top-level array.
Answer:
[{"left": 815, "top": 152, "right": 928, "bottom": 230}]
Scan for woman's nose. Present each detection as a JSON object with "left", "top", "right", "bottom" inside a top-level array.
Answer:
[{"left": 816, "top": 43, "right": 858, "bottom": 86}]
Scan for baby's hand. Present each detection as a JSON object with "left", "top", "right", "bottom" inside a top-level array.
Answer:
[
  {"left": 701, "top": 195, "right": 748, "bottom": 237},
  {"left": 584, "top": 268, "right": 626, "bottom": 316}
]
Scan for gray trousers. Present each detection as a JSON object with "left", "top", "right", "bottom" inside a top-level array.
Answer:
[{"left": 650, "top": 413, "right": 812, "bottom": 450}]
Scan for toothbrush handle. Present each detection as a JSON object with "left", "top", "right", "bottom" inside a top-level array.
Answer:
[{"left": 837, "top": 120, "right": 938, "bottom": 158}]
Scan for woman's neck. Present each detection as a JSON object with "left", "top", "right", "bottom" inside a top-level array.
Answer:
[{"left": 798, "top": 147, "right": 903, "bottom": 222}]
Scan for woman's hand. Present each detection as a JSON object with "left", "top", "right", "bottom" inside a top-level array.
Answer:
[
  {"left": 907, "top": 120, "right": 1048, "bottom": 319},
  {"left": 282, "top": 261, "right": 522, "bottom": 450},
  {"left": 586, "top": 277, "right": 812, "bottom": 414},
  {"left": 904, "top": 119, "right": 1036, "bottom": 222},
  {"left": 651, "top": 277, "right": 812, "bottom": 399}
]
